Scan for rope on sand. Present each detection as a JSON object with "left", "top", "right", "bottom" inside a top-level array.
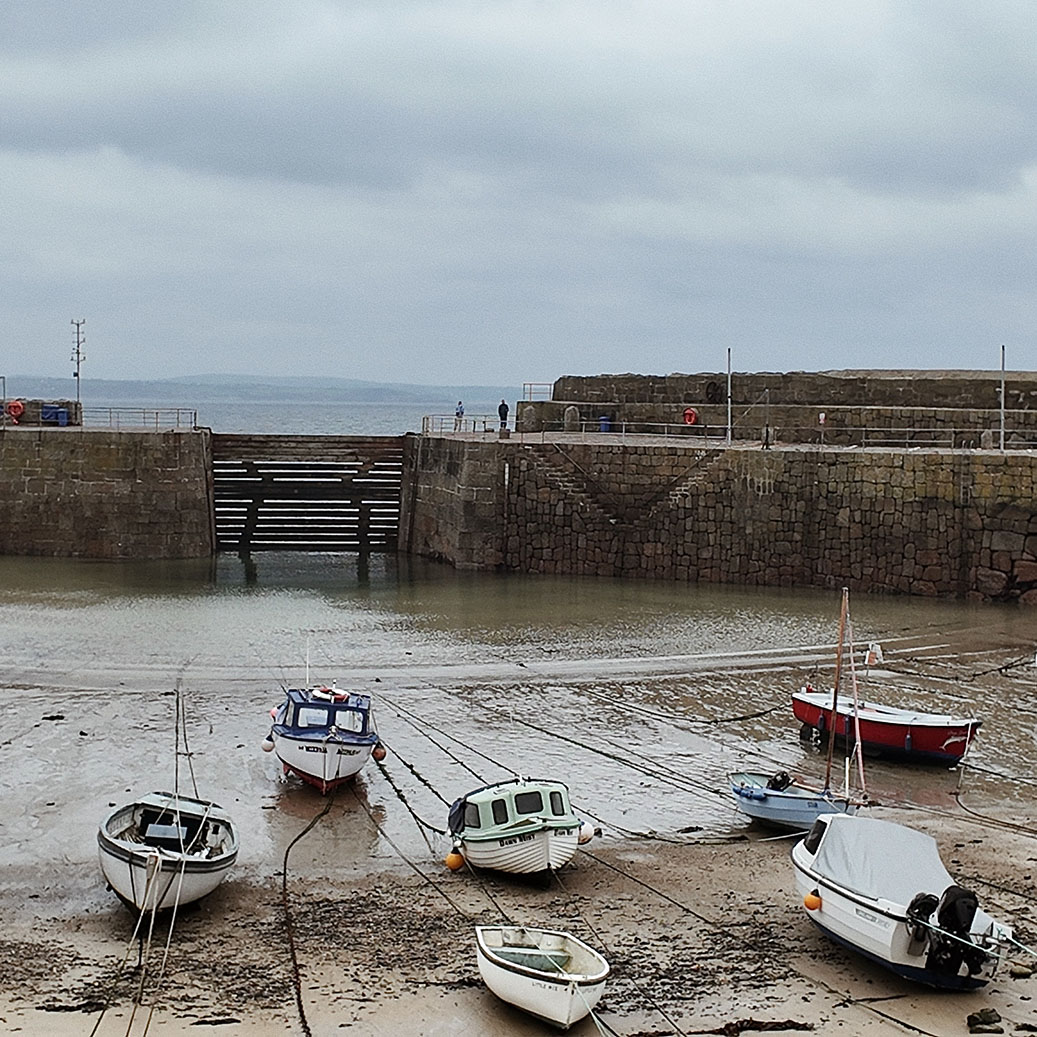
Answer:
[{"left": 281, "top": 793, "right": 336, "bottom": 1037}]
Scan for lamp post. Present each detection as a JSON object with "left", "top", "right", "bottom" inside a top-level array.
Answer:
[{"left": 71, "top": 319, "right": 86, "bottom": 404}]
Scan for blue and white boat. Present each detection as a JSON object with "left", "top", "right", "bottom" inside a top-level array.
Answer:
[
  {"left": 730, "top": 770, "right": 859, "bottom": 831},
  {"left": 448, "top": 778, "right": 594, "bottom": 875},
  {"left": 263, "top": 683, "right": 382, "bottom": 794},
  {"left": 792, "top": 813, "right": 1014, "bottom": 989}
]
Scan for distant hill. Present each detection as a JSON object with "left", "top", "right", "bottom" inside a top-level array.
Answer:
[{"left": 5, "top": 374, "right": 524, "bottom": 406}]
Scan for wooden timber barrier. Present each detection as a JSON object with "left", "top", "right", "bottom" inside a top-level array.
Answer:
[{"left": 211, "top": 434, "right": 405, "bottom": 552}]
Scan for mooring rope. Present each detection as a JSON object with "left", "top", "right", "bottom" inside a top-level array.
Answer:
[
  {"left": 347, "top": 784, "right": 471, "bottom": 918},
  {"left": 281, "top": 794, "right": 337, "bottom": 1037},
  {"left": 552, "top": 867, "right": 685, "bottom": 1037}
]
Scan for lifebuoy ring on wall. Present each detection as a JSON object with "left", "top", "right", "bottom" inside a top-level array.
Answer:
[
  {"left": 682, "top": 406, "right": 697, "bottom": 425},
  {"left": 5, "top": 399, "right": 25, "bottom": 420}
]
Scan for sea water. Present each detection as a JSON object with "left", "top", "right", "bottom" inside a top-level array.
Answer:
[{"left": 1, "top": 388, "right": 1034, "bottom": 877}]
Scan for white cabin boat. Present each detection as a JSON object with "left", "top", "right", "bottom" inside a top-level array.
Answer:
[
  {"left": 791, "top": 813, "right": 1013, "bottom": 989},
  {"left": 98, "top": 791, "right": 239, "bottom": 912},
  {"left": 475, "top": 925, "right": 609, "bottom": 1030},
  {"left": 264, "top": 684, "right": 381, "bottom": 794},
  {"left": 448, "top": 778, "right": 593, "bottom": 875}
]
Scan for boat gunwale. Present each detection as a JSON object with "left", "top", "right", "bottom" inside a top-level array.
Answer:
[
  {"left": 474, "top": 927, "right": 609, "bottom": 986},
  {"left": 793, "top": 690, "right": 981, "bottom": 729}
]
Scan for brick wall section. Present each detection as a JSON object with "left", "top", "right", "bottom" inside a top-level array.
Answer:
[
  {"left": 404, "top": 438, "right": 1037, "bottom": 604},
  {"left": 519, "top": 371, "right": 1037, "bottom": 444},
  {"left": 552, "top": 370, "right": 1037, "bottom": 409},
  {"left": 0, "top": 428, "right": 213, "bottom": 559}
]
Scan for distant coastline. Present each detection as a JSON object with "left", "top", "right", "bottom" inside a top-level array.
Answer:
[{"left": 3, "top": 373, "right": 523, "bottom": 408}]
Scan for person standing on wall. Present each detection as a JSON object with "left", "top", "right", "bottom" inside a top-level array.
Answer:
[
  {"left": 454, "top": 401, "right": 464, "bottom": 431},
  {"left": 498, "top": 398, "right": 509, "bottom": 430}
]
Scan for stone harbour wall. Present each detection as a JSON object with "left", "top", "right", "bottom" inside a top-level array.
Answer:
[
  {"left": 0, "top": 428, "right": 213, "bottom": 559},
  {"left": 404, "top": 438, "right": 1037, "bottom": 604}
]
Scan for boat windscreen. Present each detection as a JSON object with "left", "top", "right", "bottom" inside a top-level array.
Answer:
[
  {"left": 514, "top": 791, "right": 544, "bottom": 815},
  {"left": 813, "top": 816, "right": 954, "bottom": 903},
  {"left": 330, "top": 707, "right": 364, "bottom": 732}
]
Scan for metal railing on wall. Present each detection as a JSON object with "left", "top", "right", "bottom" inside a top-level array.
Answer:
[
  {"left": 421, "top": 414, "right": 1037, "bottom": 450},
  {"left": 82, "top": 407, "right": 198, "bottom": 430}
]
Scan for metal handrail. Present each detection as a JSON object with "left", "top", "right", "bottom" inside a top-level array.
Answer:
[
  {"left": 522, "top": 382, "right": 553, "bottom": 401},
  {"left": 82, "top": 407, "right": 198, "bottom": 430},
  {"left": 421, "top": 415, "right": 1037, "bottom": 450}
]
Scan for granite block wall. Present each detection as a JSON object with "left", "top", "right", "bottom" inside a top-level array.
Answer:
[
  {"left": 403, "top": 438, "right": 1037, "bottom": 604},
  {"left": 0, "top": 428, "right": 213, "bottom": 559}
]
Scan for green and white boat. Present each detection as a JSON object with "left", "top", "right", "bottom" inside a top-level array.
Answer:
[{"left": 447, "top": 777, "right": 594, "bottom": 875}]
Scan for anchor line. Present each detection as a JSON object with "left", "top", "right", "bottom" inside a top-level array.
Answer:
[
  {"left": 578, "top": 848, "right": 945, "bottom": 1037},
  {"left": 378, "top": 690, "right": 512, "bottom": 779},
  {"left": 382, "top": 702, "right": 488, "bottom": 782},
  {"left": 379, "top": 689, "right": 717, "bottom": 841},
  {"left": 381, "top": 687, "right": 734, "bottom": 840},
  {"left": 282, "top": 793, "right": 337, "bottom": 1037},
  {"left": 347, "top": 785, "right": 471, "bottom": 919},
  {"left": 551, "top": 867, "right": 685, "bottom": 1037},
  {"left": 377, "top": 738, "right": 452, "bottom": 805},
  {"left": 373, "top": 751, "right": 447, "bottom": 848}
]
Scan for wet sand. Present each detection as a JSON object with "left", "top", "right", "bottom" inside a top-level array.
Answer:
[
  {"left": 1, "top": 811, "right": 1035, "bottom": 1036},
  {"left": 2, "top": 602, "right": 1036, "bottom": 1036}
]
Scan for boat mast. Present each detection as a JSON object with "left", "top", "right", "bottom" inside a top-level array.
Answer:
[{"left": 824, "top": 587, "right": 849, "bottom": 790}]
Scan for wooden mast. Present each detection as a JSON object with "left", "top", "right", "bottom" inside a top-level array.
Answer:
[{"left": 824, "top": 587, "right": 849, "bottom": 791}]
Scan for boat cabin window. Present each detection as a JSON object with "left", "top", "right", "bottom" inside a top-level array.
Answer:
[
  {"left": 491, "top": 798, "right": 509, "bottom": 824},
  {"left": 295, "top": 706, "right": 330, "bottom": 728},
  {"left": 803, "top": 818, "right": 826, "bottom": 855},
  {"left": 514, "top": 791, "right": 544, "bottom": 815},
  {"left": 331, "top": 707, "right": 364, "bottom": 733},
  {"left": 549, "top": 790, "right": 566, "bottom": 815},
  {"left": 464, "top": 802, "right": 481, "bottom": 829}
]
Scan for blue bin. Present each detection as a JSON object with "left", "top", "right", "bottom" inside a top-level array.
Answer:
[
  {"left": 598, "top": 416, "right": 610, "bottom": 432},
  {"left": 41, "top": 405, "right": 69, "bottom": 426}
]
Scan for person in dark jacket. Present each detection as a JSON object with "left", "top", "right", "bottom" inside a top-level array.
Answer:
[{"left": 497, "top": 398, "right": 509, "bottom": 430}]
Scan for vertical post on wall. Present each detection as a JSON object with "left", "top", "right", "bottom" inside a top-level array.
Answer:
[
  {"left": 999, "top": 344, "right": 1006, "bottom": 452},
  {"left": 71, "top": 319, "right": 86, "bottom": 404},
  {"left": 726, "top": 347, "right": 732, "bottom": 445}
]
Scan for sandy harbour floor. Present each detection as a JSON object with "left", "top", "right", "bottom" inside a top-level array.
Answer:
[{"left": 1, "top": 805, "right": 1035, "bottom": 1037}]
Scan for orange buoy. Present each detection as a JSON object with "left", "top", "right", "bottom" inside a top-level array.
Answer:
[
  {"left": 445, "top": 850, "right": 465, "bottom": 871},
  {"left": 372, "top": 743, "right": 386, "bottom": 761},
  {"left": 804, "top": 890, "right": 822, "bottom": 911},
  {"left": 682, "top": 406, "right": 697, "bottom": 425}
]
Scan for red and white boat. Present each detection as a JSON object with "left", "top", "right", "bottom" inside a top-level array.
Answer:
[{"left": 792, "top": 686, "right": 980, "bottom": 766}]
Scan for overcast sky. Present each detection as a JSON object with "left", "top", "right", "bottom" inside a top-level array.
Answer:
[{"left": 3, "top": 2, "right": 1035, "bottom": 385}]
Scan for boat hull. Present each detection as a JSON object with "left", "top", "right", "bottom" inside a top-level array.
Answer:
[
  {"left": 97, "top": 793, "right": 238, "bottom": 912},
  {"left": 792, "top": 690, "right": 980, "bottom": 765},
  {"left": 475, "top": 926, "right": 608, "bottom": 1030},
  {"left": 730, "top": 772, "right": 857, "bottom": 831},
  {"left": 790, "top": 816, "right": 1009, "bottom": 990},
  {"left": 271, "top": 731, "right": 375, "bottom": 793},
  {"left": 460, "top": 825, "right": 580, "bottom": 875}
]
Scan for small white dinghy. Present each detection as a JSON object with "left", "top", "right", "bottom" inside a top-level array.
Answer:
[
  {"left": 98, "top": 790, "right": 239, "bottom": 912},
  {"left": 475, "top": 925, "right": 609, "bottom": 1030}
]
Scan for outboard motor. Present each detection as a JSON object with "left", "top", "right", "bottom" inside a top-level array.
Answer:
[
  {"left": 766, "top": 771, "right": 792, "bottom": 791},
  {"left": 925, "top": 885, "right": 987, "bottom": 976},
  {"left": 906, "top": 891, "right": 939, "bottom": 951}
]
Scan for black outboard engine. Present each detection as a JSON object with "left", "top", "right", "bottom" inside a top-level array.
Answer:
[
  {"left": 766, "top": 771, "right": 792, "bottom": 791},
  {"left": 906, "top": 891, "right": 939, "bottom": 946},
  {"left": 925, "top": 885, "right": 987, "bottom": 976}
]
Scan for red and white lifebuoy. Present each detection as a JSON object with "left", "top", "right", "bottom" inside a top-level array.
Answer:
[
  {"left": 5, "top": 399, "right": 25, "bottom": 421},
  {"left": 682, "top": 406, "right": 697, "bottom": 425}
]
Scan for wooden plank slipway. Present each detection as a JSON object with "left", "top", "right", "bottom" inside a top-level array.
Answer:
[{"left": 211, "top": 434, "right": 405, "bottom": 552}]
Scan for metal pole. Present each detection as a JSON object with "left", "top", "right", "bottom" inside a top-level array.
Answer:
[
  {"left": 999, "top": 344, "right": 1005, "bottom": 452},
  {"left": 71, "top": 319, "right": 86, "bottom": 404},
  {"left": 726, "top": 348, "right": 732, "bottom": 445}
]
